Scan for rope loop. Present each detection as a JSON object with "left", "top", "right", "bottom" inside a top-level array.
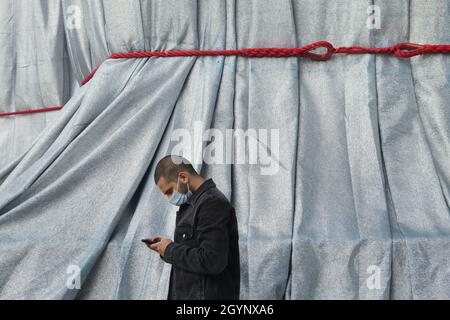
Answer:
[
  {"left": 299, "top": 41, "right": 335, "bottom": 60},
  {"left": 393, "top": 42, "right": 425, "bottom": 58}
]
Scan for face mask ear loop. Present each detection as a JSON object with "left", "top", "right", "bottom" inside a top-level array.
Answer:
[
  {"left": 176, "top": 176, "right": 180, "bottom": 193},
  {"left": 179, "top": 174, "right": 189, "bottom": 194}
]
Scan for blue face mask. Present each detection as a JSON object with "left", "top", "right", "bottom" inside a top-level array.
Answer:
[{"left": 169, "top": 177, "right": 192, "bottom": 206}]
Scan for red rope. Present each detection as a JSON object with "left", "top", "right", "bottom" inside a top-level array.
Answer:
[
  {"left": 80, "top": 66, "right": 100, "bottom": 86},
  {"left": 80, "top": 41, "right": 450, "bottom": 87},
  {"left": 2, "top": 41, "right": 449, "bottom": 118},
  {"left": 0, "top": 106, "right": 63, "bottom": 117}
]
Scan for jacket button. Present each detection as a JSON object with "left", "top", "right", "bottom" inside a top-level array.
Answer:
[{"left": 182, "top": 233, "right": 186, "bottom": 239}]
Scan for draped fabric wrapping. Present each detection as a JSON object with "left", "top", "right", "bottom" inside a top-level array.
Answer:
[
  {"left": 0, "top": 0, "right": 449, "bottom": 299},
  {"left": 0, "top": 0, "right": 76, "bottom": 171}
]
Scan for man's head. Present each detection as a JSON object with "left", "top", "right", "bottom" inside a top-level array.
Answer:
[{"left": 154, "top": 155, "right": 198, "bottom": 201}]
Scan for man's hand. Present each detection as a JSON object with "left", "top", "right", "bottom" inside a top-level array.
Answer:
[
  {"left": 147, "top": 238, "right": 173, "bottom": 257},
  {"left": 142, "top": 237, "right": 161, "bottom": 249}
]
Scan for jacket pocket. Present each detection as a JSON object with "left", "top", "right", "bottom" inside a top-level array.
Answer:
[
  {"left": 174, "top": 225, "right": 195, "bottom": 243},
  {"left": 173, "top": 225, "right": 205, "bottom": 299}
]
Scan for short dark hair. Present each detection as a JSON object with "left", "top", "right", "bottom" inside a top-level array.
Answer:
[{"left": 154, "top": 155, "right": 198, "bottom": 184}]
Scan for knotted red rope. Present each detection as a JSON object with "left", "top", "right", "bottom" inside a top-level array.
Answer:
[{"left": 2, "top": 41, "right": 449, "bottom": 117}]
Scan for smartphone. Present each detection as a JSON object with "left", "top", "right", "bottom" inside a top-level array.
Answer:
[{"left": 141, "top": 238, "right": 158, "bottom": 244}]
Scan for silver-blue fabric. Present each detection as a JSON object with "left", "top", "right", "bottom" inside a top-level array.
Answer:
[{"left": 0, "top": 0, "right": 450, "bottom": 299}]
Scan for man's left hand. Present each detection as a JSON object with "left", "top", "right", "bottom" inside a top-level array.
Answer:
[{"left": 149, "top": 238, "right": 173, "bottom": 256}]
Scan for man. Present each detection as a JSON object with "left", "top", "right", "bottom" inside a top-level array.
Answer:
[{"left": 144, "top": 155, "right": 240, "bottom": 300}]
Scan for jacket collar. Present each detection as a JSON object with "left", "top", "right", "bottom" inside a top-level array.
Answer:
[{"left": 186, "top": 178, "right": 215, "bottom": 206}]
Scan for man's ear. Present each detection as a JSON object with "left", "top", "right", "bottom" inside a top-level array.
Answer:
[{"left": 178, "top": 171, "right": 189, "bottom": 183}]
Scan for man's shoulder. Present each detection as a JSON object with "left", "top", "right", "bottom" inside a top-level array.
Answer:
[{"left": 197, "top": 186, "right": 233, "bottom": 209}]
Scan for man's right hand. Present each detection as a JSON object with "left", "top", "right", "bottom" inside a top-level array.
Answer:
[{"left": 143, "top": 237, "right": 162, "bottom": 249}]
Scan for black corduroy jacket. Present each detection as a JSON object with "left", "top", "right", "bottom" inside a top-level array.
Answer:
[{"left": 161, "top": 178, "right": 240, "bottom": 300}]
